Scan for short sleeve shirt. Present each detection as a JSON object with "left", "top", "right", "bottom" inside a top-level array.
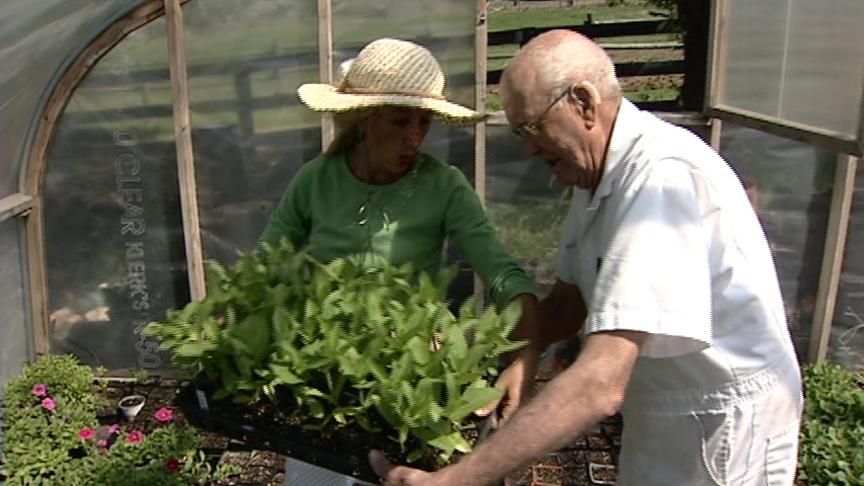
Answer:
[{"left": 556, "top": 100, "right": 800, "bottom": 414}]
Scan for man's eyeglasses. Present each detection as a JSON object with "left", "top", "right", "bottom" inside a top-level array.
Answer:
[{"left": 511, "top": 88, "right": 570, "bottom": 138}]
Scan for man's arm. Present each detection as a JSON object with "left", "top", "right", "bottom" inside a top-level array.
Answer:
[{"left": 374, "top": 329, "right": 646, "bottom": 486}]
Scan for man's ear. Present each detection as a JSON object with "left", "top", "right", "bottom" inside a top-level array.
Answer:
[{"left": 570, "top": 81, "right": 601, "bottom": 128}]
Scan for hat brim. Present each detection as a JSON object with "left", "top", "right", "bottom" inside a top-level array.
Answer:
[{"left": 298, "top": 84, "right": 482, "bottom": 124}]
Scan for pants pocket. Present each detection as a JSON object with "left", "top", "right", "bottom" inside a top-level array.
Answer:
[
  {"left": 764, "top": 423, "right": 799, "bottom": 486},
  {"left": 693, "top": 411, "right": 731, "bottom": 486}
]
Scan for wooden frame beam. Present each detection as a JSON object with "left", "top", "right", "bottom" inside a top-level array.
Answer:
[
  {"left": 0, "top": 193, "right": 34, "bottom": 222},
  {"left": 165, "top": 0, "right": 206, "bottom": 301},
  {"left": 23, "top": 0, "right": 183, "bottom": 356},
  {"left": 709, "top": 117, "right": 722, "bottom": 151},
  {"left": 809, "top": 155, "right": 859, "bottom": 363},
  {"left": 708, "top": 105, "right": 862, "bottom": 157},
  {"left": 317, "top": 0, "right": 334, "bottom": 149},
  {"left": 704, "top": 0, "right": 726, "bottom": 113},
  {"left": 474, "top": 0, "right": 489, "bottom": 306}
]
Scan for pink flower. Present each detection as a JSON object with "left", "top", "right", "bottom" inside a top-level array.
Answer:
[
  {"left": 154, "top": 407, "right": 174, "bottom": 422},
  {"left": 108, "top": 424, "right": 121, "bottom": 435},
  {"left": 126, "top": 429, "right": 145, "bottom": 444},
  {"left": 41, "top": 397, "right": 57, "bottom": 411},
  {"left": 164, "top": 458, "right": 182, "bottom": 473},
  {"left": 78, "top": 428, "right": 95, "bottom": 440},
  {"left": 31, "top": 384, "right": 48, "bottom": 396},
  {"left": 97, "top": 439, "right": 108, "bottom": 447}
]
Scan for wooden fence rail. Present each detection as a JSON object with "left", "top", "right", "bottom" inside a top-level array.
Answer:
[{"left": 488, "top": 18, "right": 674, "bottom": 46}]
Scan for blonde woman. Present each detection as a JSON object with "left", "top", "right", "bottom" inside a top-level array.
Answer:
[{"left": 260, "top": 38, "right": 539, "bottom": 419}]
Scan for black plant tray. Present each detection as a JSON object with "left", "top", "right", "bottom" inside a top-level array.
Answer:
[{"left": 174, "top": 382, "right": 380, "bottom": 483}]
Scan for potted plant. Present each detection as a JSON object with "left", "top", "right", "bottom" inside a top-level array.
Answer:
[
  {"left": 143, "top": 241, "right": 526, "bottom": 483},
  {"left": 1, "top": 355, "right": 239, "bottom": 485}
]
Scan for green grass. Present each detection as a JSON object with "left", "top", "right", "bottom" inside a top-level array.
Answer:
[
  {"left": 601, "top": 33, "right": 680, "bottom": 44},
  {"left": 488, "top": 3, "right": 669, "bottom": 32},
  {"left": 623, "top": 87, "right": 679, "bottom": 103}
]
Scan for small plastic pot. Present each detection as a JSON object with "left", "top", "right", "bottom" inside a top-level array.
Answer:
[{"left": 118, "top": 394, "right": 146, "bottom": 422}]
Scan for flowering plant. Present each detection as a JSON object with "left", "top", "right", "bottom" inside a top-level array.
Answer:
[{"left": 2, "top": 355, "right": 239, "bottom": 485}]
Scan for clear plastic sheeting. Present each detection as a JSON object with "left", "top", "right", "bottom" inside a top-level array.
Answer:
[
  {"left": 485, "top": 125, "right": 571, "bottom": 298},
  {"left": 0, "top": 219, "right": 30, "bottom": 384},
  {"left": 829, "top": 159, "right": 864, "bottom": 370},
  {"left": 718, "top": 0, "right": 864, "bottom": 140},
  {"left": 720, "top": 123, "right": 836, "bottom": 362},
  {"left": 181, "top": 0, "right": 322, "bottom": 265},
  {"left": 0, "top": 0, "right": 147, "bottom": 199},
  {"left": 43, "top": 18, "right": 179, "bottom": 373}
]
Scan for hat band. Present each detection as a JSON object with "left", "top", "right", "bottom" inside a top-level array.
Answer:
[{"left": 338, "top": 84, "right": 446, "bottom": 100}]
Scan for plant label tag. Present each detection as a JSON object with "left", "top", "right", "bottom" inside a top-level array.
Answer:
[{"left": 195, "top": 389, "right": 210, "bottom": 412}]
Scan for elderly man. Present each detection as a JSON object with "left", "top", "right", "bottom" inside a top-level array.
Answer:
[{"left": 371, "top": 30, "right": 803, "bottom": 485}]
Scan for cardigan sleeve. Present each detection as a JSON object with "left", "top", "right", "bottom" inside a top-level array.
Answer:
[
  {"left": 258, "top": 160, "right": 314, "bottom": 249},
  {"left": 443, "top": 167, "right": 536, "bottom": 308}
]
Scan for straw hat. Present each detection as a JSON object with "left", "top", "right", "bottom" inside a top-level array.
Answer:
[{"left": 298, "top": 38, "right": 480, "bottom": 123}]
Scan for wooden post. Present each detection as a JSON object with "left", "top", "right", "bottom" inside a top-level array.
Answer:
[
  {"left": 25, "top": 199, "right": 50, "bottom": 357},
  {"left": 474, "top": 0, "right": 488, "bottom": 307},
  {"left": 165, "top": 0, "right": 206, "bottom": 301},
  {"left": 809, "top": 155, "right": 858, "bottom": 363},
  {"left": 709, "top": 117, "right": 723, "bottom": 151},
  {"left": 318, "top": 0, "right": 334, "bottom": 149},
  {"left": 704, "top": 0, "right": 727, "bottom": 112}
]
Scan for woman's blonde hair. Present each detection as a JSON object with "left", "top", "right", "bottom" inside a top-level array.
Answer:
[{"left": 323, "top": 109, "right": 377, "bottom": 156}]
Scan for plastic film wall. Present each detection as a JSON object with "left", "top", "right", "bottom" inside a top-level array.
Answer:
[
  {"left": 0, "top": 0, "right": 145, "bottom": 199},
  {"left": 182, "top": 0, "right": 323, "bottom": 265},
  {"left": 43, "top": 17, "right": 180, "bottom": 372},
  {"left": 484, "top": 125, "right": 571, "bottom": 298},
  {"left": 38, "top": 0, "right": 477, "bottom": 373},
  {"left": 720, "top": 123, "right": 836, "bottom": 362},
  {"left": 0, "top": 220, "right": 30, "bottom": 383},
  {"left": 717, "top": 0, "right": 864, "bottom": 140}
]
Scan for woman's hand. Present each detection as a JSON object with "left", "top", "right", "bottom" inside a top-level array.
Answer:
[
  {"left": 476, "top": 294, "right": 540, "bottom": 422},
  {"left": 475, "top": 344, "right": 538, "bottom": 422},
  {"left": 370, "top": 450, "right": 451, "bottom": 486}
]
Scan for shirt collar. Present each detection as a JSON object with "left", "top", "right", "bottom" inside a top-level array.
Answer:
[{"left": 587, "top": 98, "right": 643, "bottom": 209}]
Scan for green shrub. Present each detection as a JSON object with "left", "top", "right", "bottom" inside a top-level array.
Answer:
[
  {"left": 1, "top": 355, "right": 239, "bottom": 485},
  {"left": 799, "top": 363, "right": 864, "bottom": 485},
  {"left": 144, "top": 240, "right": 525, "bottom": 462}
]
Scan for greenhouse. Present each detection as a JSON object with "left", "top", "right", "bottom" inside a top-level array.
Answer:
[{"left": 1, "top": 0, "right": 863, "bottom": 484}]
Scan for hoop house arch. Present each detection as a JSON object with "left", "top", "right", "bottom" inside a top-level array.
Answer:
[{"left": 3, "top": 0, "right": 480, "bottom": 378}]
